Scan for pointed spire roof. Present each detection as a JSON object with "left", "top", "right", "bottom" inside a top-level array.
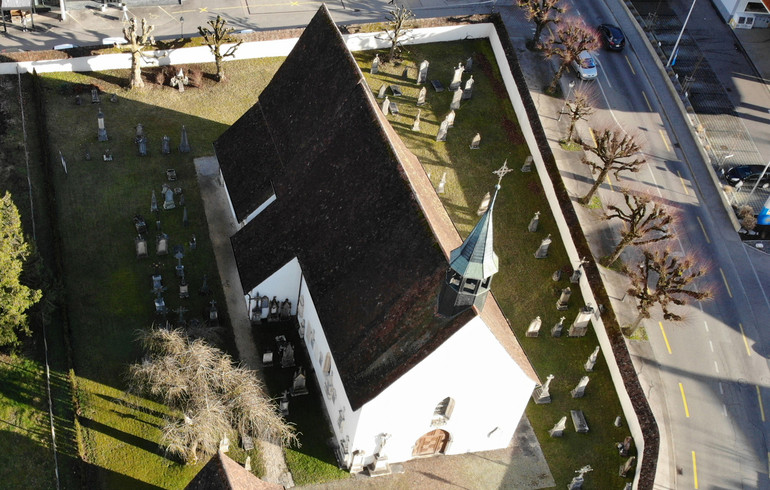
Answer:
[{"left": 448, "top": 161, "right": 512, "bottom": 279}]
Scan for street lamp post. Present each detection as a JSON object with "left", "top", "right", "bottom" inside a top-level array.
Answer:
[
  {"left": 720, "top": 153, "right": 734, "bottom": 166},
  {"left": 748, "top": 160, "right": 770, "bottom": 199},
  {"left": 180, "top": 16, "right": 184, "bottom": 40},
  {"left": 666, "top": 0, "right": 697, "bottom": 68},
  {"left": 558, "top": 81, "right": 576, "bottom": 122}
]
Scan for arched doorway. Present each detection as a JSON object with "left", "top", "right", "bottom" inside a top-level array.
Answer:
[{"left": 413, "top": 429, "right": 450, "bottom": 457}]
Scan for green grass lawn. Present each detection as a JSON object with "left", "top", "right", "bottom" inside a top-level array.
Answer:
[{"left": 8, "top": 37, "right": 635, "bottom": 489}]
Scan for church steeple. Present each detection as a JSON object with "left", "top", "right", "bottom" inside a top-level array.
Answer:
[{"left": 437, "top": 162, "right": 511, "bottom": 317}]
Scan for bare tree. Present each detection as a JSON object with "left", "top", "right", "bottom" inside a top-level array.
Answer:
[
  {"left": 625, "top": 247, "right": 712, "bottom": 334},
  {"left": 603, "top": 190, "right": 675, "bottom": 265},
  {"left": 127, "top": 327, "right": 297, "bottom": 464},
  {"left": 542, "top": 17, "right": 599, "bottom": 93},
  {"left": 579, "top": 128, "right": 646, "bottom": 205},
  {"left": 384, "top": 4, "right": 414, "bottom": 62},
  {"left": 561, "top": 86, "right": 594, "bottom": 142},
  {"left": 198, "top": 15, "right": 243, "bottom": 82},
  {"left": 123, "top": 17, "right": 155, "bottom": 89},
  {"left": 517, "top": 0, "right": 564, "bottom": 48}
]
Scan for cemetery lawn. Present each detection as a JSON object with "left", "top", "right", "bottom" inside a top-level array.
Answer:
[{"left": 357, "top": 41, "right": 633, "bottom": 488}]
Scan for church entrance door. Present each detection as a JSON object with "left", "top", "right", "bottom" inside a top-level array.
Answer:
[{"left": 413, "top": 429, "right": 449, "bottom": 457}]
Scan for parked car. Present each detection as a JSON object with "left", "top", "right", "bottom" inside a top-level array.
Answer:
[
  {"left": 597, "top": 24, "right": 626, "bottom": 51},
  {"left": 571, "top": 51, "right": 598, "bottom": 80},
  {"left": 724, "top": 165, "right": 770, "bottom": 186}
]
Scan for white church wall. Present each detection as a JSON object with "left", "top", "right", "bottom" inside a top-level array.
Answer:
[
  {"left": 242, "top": 257, "right": 302, "bottom": 316},
  {"left": 350, "top": 315, "right": 535, "bottom": 465}
]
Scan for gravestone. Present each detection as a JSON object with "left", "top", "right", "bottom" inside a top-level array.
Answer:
[
  {"left": 614, "top": 416, "right": 622, "bottom": 427},
  {"left": 476, "top": 192, "right": 491, "bottom": 216},
  {"left": 291, "top": 367, "right": 309, "bottom": 396},
  {"left": 436, "top": 120, "right": 449, "bottom": 142},
  {"left": 526, "top": 316, "right": 542, "bottom": 337},
  {"left": 370, "top": 54, "right": 380, "bottom": 74},
  {"left": 619, "top": 456, "right": 636, "bottom": 478},
  {"left": 154, "top": 293, "right": 168, "bottom": 315},
  {"left": 182, "top": 207, "right": 189, "bottom": 227},
  {"left": 568, "top": 305, "right": 594, "bottom": 337},
  {"left": 242, "top": 434, "right": 254, "bottom": 451},
  {"left": 534, "top": 234, "right": 552, "bottom": 258},
  {"left": 97, "top": 108, "right": 108, "bottom": 141},
  {"left": 151, "top": 190, "right": 158, "bottom": 213},
  {"left": 445, "top": 110, "right": 455, "bottom": 128},
  {"left": 179, "top": 279, "right": 189, "bottom": 298},
  {"left": 102, "top": 149, "right": 113, "bottom": 161},
  {"left": 167, "top": 168, "right": 177, "bottom": 181},
  {"left": 618, "top": 435, "right": 632, "bottom": 457},
  {"left": 381, "top": 96, "right": 390, "bottom": 115},
  {"left": 174, "top": 306, "right": 188, "bottom": 326},
  {"left": 161, "top": 135, "right": 171, "bottom": 155},
  {"left": 584, "top": 346, "right": 600, "bottom": 371},
  {"left": 450, "top": 87, "right": 462, "bottom": 110},
  {"left": 470, "top": 132, "right": 481, "bottom": 149},
  {"left": 151, "top": 272, "right": 164, "bottom": 293},
  {"left": 462, "top": 75, "right": 474, "bottom": 100},
  {"left": 298, "top": 319, "right": 305, "bottom": 338},
  {"left": 199, "top": 274, "right": 211, "bottom": 296},
  {"left": 552, "top": 270, "right": 561, "bottom": 281},
  {"left": 156, "top": 233, "right": 169, "bottom": 256},
  {"left": 269, "top": 296, "right": 280, "bottom": 321},
  {"left": 281, "top": 298, "right": 292, "bottom": 320},
  {"left": 548, "top": 416, "right": 567, "bottom": 437},
  {"left": 556, "top": 287, "right": 571, "bottom": 310},
  {"left": 417, "top": 60, "right": 429, "bottom": 84},
  {"left": 390, "top": 85, "right": 403, "bottom": 97},
  {"left": 189, "top": 234, "right": 197, "bottom": 251},
  {"left": 135, "top": 123, "right": 145, "bottom": 143},
  {"left": 281, "top": 343, "right": 295, "bottom": 368},
  {"left": 135, "top": 236, "right": 148, "bottom": 259},
  {"left": 138, "top": 136, "right": 148, "bottom": 156},
  {"left": 411, "top": 110, "right": 421, "bottom": 132},
  {"left": 570, "top": 410, "right": 589, "bottom": 433},
  {"left": 389, "top": 101, "right": 399, "bottom": 114},
  {"left": 571, "top": 376, "right": 590, "bottom": 398},
  {"left": 532, "top": 374, "right": 554, "bottom": 404},
  {"left": 91, "top": 87, "right": 100, "bottom": 104},
  {"left": 219, "top": 435, "right": 230, "bottom": 453},
  {"left": 378, "top": 84, "right": 387, "bottom": 98},
  {"left": 430, "top": 79, "right": 444, "bottom": 92},
  {"left": 163, "top": 188, "right": 175, "bottom": 210},
  {"left": 134, "top": 214, "right": 147, "bottom": 235},
  {"left": 75, "top": 94, "right": 82, "bottom": 105},
  {"left": 401, "top": 67, "right": 409, "bottom": 79},
  {"left": 465, "top": 56, "right": 473, "bottom": 72},
  {"left": 521, "top": 155, "right": 533, "bottom": 172},
  {"left": 110, "top": 93, "right": 118, "bottom": 103},
  {"left": 416, "top": 86, "right": 427, "bottom": 106},
  {"left": 436, "top": 172, "right": 447, "bottom": 194},
  {"left": 178, "top": 125, "right": 190, "bottom": 153},
  {"left": 567, "top": 465, "right": 593, "bottom": 490},
  {"left": 449, "top": 62, "right": 464, "bottom": 90},
  {"left": 279, "top": 391, "right": 289, "bottom": 416},
  {"left": 528, "top": 211, "right": 540, "bottom": 232},
  {"left": 551, "top": 316, "right": 566, "bottom": 337},
  {"left": 209, "top": 300, "right": 219, "bottom": 325},
  {"left": 571, "top": 258, "right": 588, "bottom": 283},
  {"left": 170, "top": 69, "right": 189, "bottom": 92},
  {"left": 262, "top": 350, "right": 274, "bottom": 367}
]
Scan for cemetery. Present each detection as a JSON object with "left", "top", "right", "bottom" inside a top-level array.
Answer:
[{"left": 1, "top": 14, "right": 641, "bottom": 490}]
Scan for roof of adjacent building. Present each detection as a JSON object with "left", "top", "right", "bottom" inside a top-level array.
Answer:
[
  {"left": 216, "top": 5, "right": 537, "bottom": 411},
  {"left": 185, "top": 451, "right": 283, "bottom": 490}
]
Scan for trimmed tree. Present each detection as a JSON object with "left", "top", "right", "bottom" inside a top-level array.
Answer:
[
  {"left": 562, "top": 86, "right": 594, "bottom": 142},
  {"left": 123, "top": 17, "right": 155, "bottom": 89},
  {"left": 517, "top": 0, "right": 564, "bottom": 48},
  {"left": 579, "top": 128, "right": 646, "bottom": 204},
  {"left": 127, "top": 327, "right": 297, "bottom": 463},
  {"left": 0, "top": 192, "right": 42, "bottom": 348},
  {"left": 384, "top": 4, "right": 414, "bottom": 62},
  {"left": 198, "top": 15, "right": 243, "bottom": 82},
  {"left": 625, "top": 247, "right": 712, "bottom": 334},
  {"left": 542, "top": 17, "right": 599, "bottom": 93},
  {"left": 603, "top": 190, "right": 675, "bottom": 265}
]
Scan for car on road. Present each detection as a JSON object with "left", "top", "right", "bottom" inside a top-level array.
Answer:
[
  {"left": 571, "top": 51, "right": 598, "bottom": 80},
  {"left": 597, "top": 24, "right": 626, "bottom": 51},
  {"left": 724, "top": 165, "right": 770, "bottom": 186}
]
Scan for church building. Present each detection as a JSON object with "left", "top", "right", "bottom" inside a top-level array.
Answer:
[{"left": 212, "top": 5, "right": 539, "bottom": 472}]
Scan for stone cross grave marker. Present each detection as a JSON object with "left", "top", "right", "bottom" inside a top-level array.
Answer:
[
  {"left": 567, "top": 465, "right": 593, "bottom": 490},
  {"left": 532, "top": 374, "right": 554, "bottom": 404},
  {"left": 551, "top": 316, "right": 566, "bottom": 337},
  {"left": 585, "top": 346, "right": 600, "bottom": 371},
  {"left": 462, "top": 75, "right": 474, "bottom": 100},
  {"left": 170, "top": 69, "right": 189, "bottom": 92},
  {"left": 556, "top": 287, "right": 571, "bottom": 310}
]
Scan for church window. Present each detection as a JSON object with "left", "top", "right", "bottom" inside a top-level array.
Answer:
[
  {"left": 431, "top": 397, "right": 455, "bottom": 426},
  {"left": 462, "top": 278, "right": 478, "bottom": 293}
]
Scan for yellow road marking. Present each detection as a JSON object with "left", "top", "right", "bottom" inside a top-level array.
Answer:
[
  {"left": 176, "top": 6, "right": 244, "bottom": 13},
  {"left": 605, "top": 174, "right": 614, "bottom": 191},
  {"left": 625, "top": 55, "right": 636, "bottom": 75},
  {"left": 696, "top": 216, "right": 710, "bottom": 243},
  {"left": 739, "top": 323, "right": 752, "bottom": 356},
  {"left": 157, "top": 6, "right": 176, "bottom": 19},
  {"left": 642, "top": 91, "right": 653, "bottom": 111},
  {"left": 660, "top": 322, "right": 672, "bottom": 354},
  {"left": 720, "top": 268, "right": 732, "bottom": 298},
  {"left": 692, "top": 451, "right": 699, "bottom": 488},
  {"left": 659, "top": 129, "right": 671, "bottom": 152},
  {"left": 589, "top": 127, "right": 597, "bottom": 147},
  {"left": 677, "top": 170, "right": 689, "bottom": 195},
  {"left": 758, "top": 385, "right": 766, "bottom": 422},
  {"left": 680, "top": 383, "right": 690, "bottom": 417},
  {"left": 199, "top": 7, "right": 208, "bottom": 12}
]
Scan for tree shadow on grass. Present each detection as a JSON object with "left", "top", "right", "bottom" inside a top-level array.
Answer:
[{"left": 80, "top": 416, "right": 165, "bottom": 459}]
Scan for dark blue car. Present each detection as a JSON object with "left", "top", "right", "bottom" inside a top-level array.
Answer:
[{"left": 598, "top": 24, "right": 626, "bottom": 51}]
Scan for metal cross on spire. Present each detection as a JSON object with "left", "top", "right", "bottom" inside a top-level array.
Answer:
[{"left": 492, "top": 160, "right": 512, "bottom": 187}]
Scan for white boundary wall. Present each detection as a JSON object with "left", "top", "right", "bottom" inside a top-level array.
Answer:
[{"left": 2, "top": 22, "right": 645, "bottom": 484}]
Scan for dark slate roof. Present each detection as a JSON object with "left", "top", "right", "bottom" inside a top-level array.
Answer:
[
  {"left": 185, "top": 451, "right": 283, "bottom": 490},
  {"left": 220, "top": 5, "right": 537, "bottom": 410}
]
